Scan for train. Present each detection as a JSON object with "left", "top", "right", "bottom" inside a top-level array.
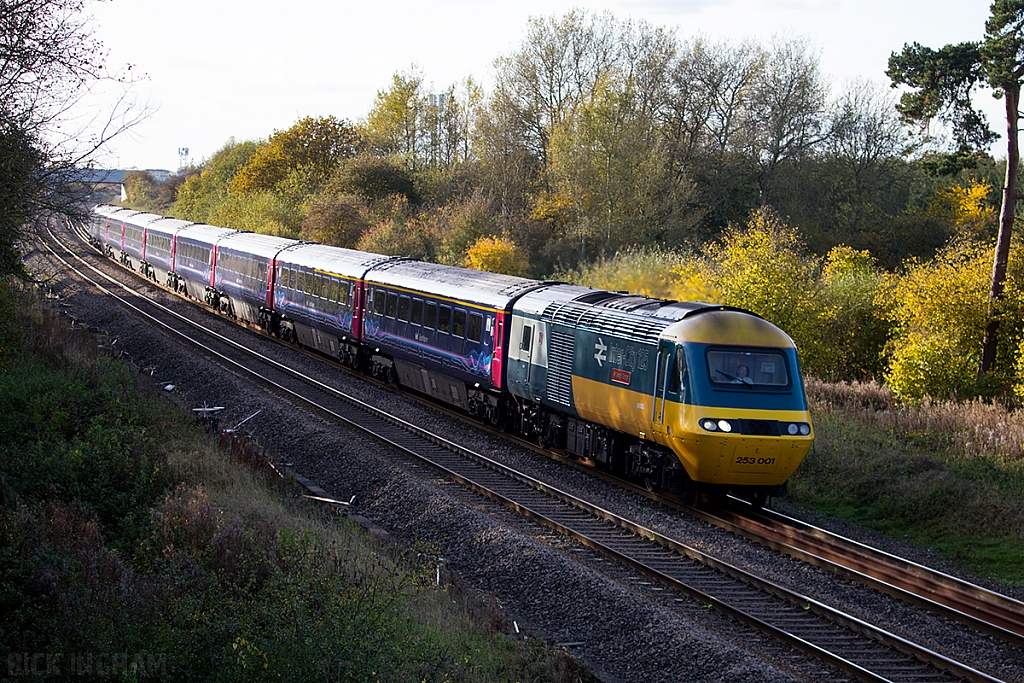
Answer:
[{"left": 88, "top": 204, "right": 814, "bottom": 506}]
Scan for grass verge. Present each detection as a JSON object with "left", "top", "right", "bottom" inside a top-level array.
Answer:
[
  {"left": 0, "top": 281, "right": 588, "bottom": 682},
  {"left": 790, "top": 378, "right": 1024, "bottom": 586}
]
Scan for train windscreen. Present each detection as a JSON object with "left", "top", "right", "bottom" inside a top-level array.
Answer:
[{"left": 706, "top": 347, "right": 790, "bottom": 388}]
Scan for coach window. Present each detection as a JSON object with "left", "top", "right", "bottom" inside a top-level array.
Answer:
[
  {"left": 296, "top": 270, "right": 305, "bottom": 293},
  {"left": 328, "top": 279, "right": 339, "bottom": 304},
  {"left": 424, "top": 301, "right": 437, "bottom": 329},
  {"left": 385, "top": 292, "right": 398, "bottom": 318},
  {"left": 438, "top": 305, "right": 451, "bottom": 334},
  {"left": 467, "top": 313, "right": 483, "bottom": 343},
  {"left": 411, "top": 298, "right": 423, "bottom": 325},
  {"left": 452, "top": 309, "right": 466, "bottom": 338},
  {"left": 339, "top": 282, "right": 349, "bottom": 307},
  {"left": 397, "top": 296, "right": 410, "bottom": 322},
  {"left": 373, "top": 289, "right": 386, "bottom": 315}
]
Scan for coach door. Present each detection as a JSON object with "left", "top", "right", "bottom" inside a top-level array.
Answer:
[{"left": 651, "top": 340, "right": 669, "bottom": 431}]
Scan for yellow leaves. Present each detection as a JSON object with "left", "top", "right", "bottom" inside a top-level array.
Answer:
[
  {"left": 877, "top": 236, "right": 1024, "bottom": 402},
  {"left": 529, "top": 191, "right": 579, "bottom": 229},
  {"left": 928, "top": 178, "right": 998, "bottom": 239},
  {"left": 463, "top": 236, "right": 530, "bottom": 277},
  {"left": 228, "top": 116, "right": 357, "bottom": 199}
]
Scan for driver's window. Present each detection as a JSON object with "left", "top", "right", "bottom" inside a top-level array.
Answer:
[{"left": 668, "top": 347, "right": 686, "bottom": 394}]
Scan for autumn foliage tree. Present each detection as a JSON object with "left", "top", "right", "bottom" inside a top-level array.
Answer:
[
  {"left": 229, "top": 116, "right": 358, "bottom": 198},
  {"left": 888, "top": 0, "right": 1024, "bottom": 375}
]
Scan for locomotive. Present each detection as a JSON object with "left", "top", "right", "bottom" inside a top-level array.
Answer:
[{"left": 88, "top": 205, "right": 813, "bottom": 506}]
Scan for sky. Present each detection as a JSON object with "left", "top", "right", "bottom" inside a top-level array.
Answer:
[{"left": 78, "top": 0, "right": 997, "bottom": 172}]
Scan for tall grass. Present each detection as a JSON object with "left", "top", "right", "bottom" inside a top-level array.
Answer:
[{"left": 805, "top": 377, "right": 1024, "bottom": 461}]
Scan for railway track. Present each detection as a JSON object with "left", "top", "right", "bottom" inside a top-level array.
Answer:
[
  {"left": 41, "top": 222, "right": 1009, "bottom": 683},
  {"left": 691, "top": 502, "right": 1024, "bottom": 649},
  {"left": 479, "top": 424, "right": 1024, "bottom": 654}
]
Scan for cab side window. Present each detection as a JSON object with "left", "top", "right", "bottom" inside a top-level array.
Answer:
[{"left": 668, "top": 347, "right": 686, "bottom": 394}]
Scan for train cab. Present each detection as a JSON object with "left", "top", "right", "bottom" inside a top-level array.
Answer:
[{"left": 650, "top": 307, "right": 814, "bottom": 493}]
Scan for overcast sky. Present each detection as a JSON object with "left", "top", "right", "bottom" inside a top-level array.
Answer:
[{"left": 79, "top": 0, "right": 996, "bottom": 171}]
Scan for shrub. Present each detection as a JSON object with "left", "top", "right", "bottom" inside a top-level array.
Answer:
[
  {"left": 464, "top": 236, "right": 530, "bottom": 276},
  {"left": 879, "top": 238, "right": 995, "bottom": 401}
]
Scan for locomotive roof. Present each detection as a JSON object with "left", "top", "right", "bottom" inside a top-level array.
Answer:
[
  {"left": 515, "top": 286, "right": 785, "bottom": 346},
  {"left": 513, "top": 283, "right": 599, "bottom": 316},
  {"left": 666, "top": 308, "right": 795, "bottom": 348},
  {"left": 216, "top": 231, "right": 300, "bottom": 259},
  {"left": 276, "top": 243, "right": 400, "bottom": 279},
  {"left": 364, "top": 260, "right": 546, "bottom": 309}
]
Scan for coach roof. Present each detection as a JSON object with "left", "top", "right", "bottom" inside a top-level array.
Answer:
[{"left": 364, "top": 260, "right": 546, "bottom": 309}]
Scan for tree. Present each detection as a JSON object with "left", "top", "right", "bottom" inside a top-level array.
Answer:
[
  {"left": 748, "top": 37, "right": 829, "bottom": 203},
  {"left": 363, "top": 69, "right": 425, "bottom": 168},
  {"left": 1, "top": 0, "right": 145, "bottom": 279},
  {"left": 228, "top": 116, "right": 358, "bottom": 199},
  {"left": 887, "top": 0, "right": 1024, "bottom": 375},
  {"left": 492, "top": 9, "right": 622, "bottom": 167},
  {"left": 171, "top": 139, "right": 259, "bottom": 223},
  {"left": 122, "top": 171, "right": 158, "bottom": 210}
]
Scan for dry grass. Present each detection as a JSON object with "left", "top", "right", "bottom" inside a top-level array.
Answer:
[{"left": 805, "top": 376, "right": 1024, "bottom": 461}]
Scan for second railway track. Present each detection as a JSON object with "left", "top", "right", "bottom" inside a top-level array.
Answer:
[{"left": 35, "top": 220, "right": 1021, "bottom": 683}]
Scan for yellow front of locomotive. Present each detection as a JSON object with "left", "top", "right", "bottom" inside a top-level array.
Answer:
[{"left": 649, "top": 309, "right": 813, "bottom": 490}]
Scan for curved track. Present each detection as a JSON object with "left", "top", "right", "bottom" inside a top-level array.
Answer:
[{"left": 41, "top": 221, "right": 1011, "bottom": 683}]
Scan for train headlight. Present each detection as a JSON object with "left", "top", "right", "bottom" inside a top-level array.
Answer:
[
  {"left": 787, "top": 423, "right": 799, "bottom": 435},
  {"left": 799, "top": 423, "right": 811, "bottom": 436},
  {"left": 701, "top": 419, "right": 718, "bottom": 432},
  {"left": 717, "top": 420, "right": 733, "bottom": 433}
]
